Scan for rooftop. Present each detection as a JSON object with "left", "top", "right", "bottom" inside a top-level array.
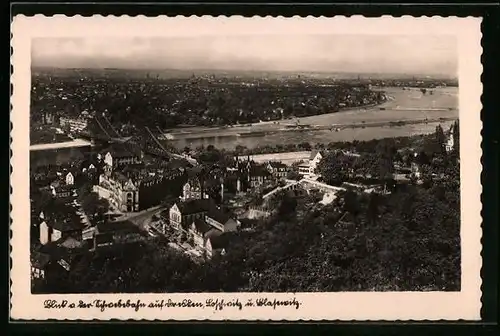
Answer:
[
  {"left": 309, "top": 150, "right": 322, "bottom": 160},
  {"left": 58, "top": 236, "right": 85, "bottom": 249},
  {"left": 249, "top": 165, "right": 271, "bottom": 177},
  {"left": 268, "top": 161, "right": 287, "bottom": 169},
  {"left": 209, "top": 233, "right": 231, "bottom": 250},
  {"left": 207, "top": 207, "right": 233, "bottom": 225},
  {"left": 38, "top": 238, "right": 87, "bottom": 262},
  {"left": 43, "top": 202, "right": 85, "bottom": 232},
  {"left": 46, "top": 217, "right": 84, "bottom": 232},
  {"left": 191, "top": 218, "right": 212, "bottom": 235},
  {"left": 168, "top": 158, "right": 192, "bottom": 170},
  {"left": 31, "top": 252, "right": 51, "bottom": 269},
  {"left": 103, "top": 143, "right": 141, "bottom": 158},
  {"left": 176, "top": 198, "right": 215, "bottom": 215}
]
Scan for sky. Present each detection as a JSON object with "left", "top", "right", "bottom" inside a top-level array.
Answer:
[{"left": 32, "top": 35, "right": 457, "bottom": 76}]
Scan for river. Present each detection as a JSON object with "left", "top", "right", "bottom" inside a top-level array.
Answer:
[{"left": 167, "top": 87, "right": 458, "bottom": 151}]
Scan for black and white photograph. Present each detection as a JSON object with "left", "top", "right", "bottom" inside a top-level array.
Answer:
[{"left": 11, "top": 16, "right": 482, "bottom": 320}]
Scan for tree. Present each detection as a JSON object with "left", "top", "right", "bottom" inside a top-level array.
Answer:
[
  {"left": 277, "top": 191, "right": 298, "bottom": 217},
  {"left": 343, "top": 190, "right": 360, "bottom": 216},
  {"left": 373, "top": 141, "right": 395, "bottom": 191},
  {"left": 298, "top": 142, "right": 312, "bottom": 151},
  {"left": 376, "top": 155, "right": 395, "bottom": 192},
  {"left": 435, "top": 125, "right": 446, "bottom": 151},
  {"left": 204, "top": 178, "right": 222, "bottom": 204},
  {"left": 367, "top": 193, "right": 381, "bottom": 224},
  {"left": 286, "top": 170, "right": 301, "bottom": 181},
  {"left": 452, "top": 120, "right": 460, "bottom": 155},
  {"left": 80, "top": 191, "right": 109, "bottom": 224},
  {"left": 234, "top": 145, "right": 248, "bottom": 156},
  {"left": 352, "top": 154, "right": 377, "bottom": 178},
  {"left": 317, "top": 152, "right": 354, "bottom": 186}
]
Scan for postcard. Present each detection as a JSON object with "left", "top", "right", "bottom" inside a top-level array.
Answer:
[{"left": 10, "top": 15, "right": 483, "bottom": 320}]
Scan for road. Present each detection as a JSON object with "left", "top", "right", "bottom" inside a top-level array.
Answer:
[{"left": 114, "top": 205, "right": 166, "bottom": 230}]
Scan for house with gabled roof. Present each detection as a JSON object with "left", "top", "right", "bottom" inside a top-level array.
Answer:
[
  {"left": 38, "top": 240, "right": 86, "bottom": 273},
  {"left": 205, "top": 207, "right": 240, "bottom": 233},
  {"left": 267, "top": 161, "right": 288, "bottom": 180},
  {"left": 65, "top": 171, "right": 75, "bottom": 186},
  {"left": 297, "top": 150, "right": 324, "bottom": 179},
  {"left": 49, "top": 184, "right": 76, "bottom": 199},
  {"left": 169, "top": 199, "right": 214, "bottom": 232},
  {"left": 308, "top": 150, "right": 323, "bottom": 177},
  {"left": 248, "top": 165, "right": 273, "bottom": 189},
  {"left": 181, "top": 176, "right": 204, "bottom": 201},
  {"left": 39, "top": 215, "right": 84, "bottom": 246},
  {"left": 189, "top": 218, "right": 213, "bottom": 249},
  {"left": 188, "top": 221, "right": 233, "bottom": 260},
  {"left": 102, "top": 144, "right": 143, "bottom": 171},
  {"left": 94, "top": 172, "right": 140, "bottom": 212},
  {"left": 204, "top": 233, "right": 232, "bottom": 259}
]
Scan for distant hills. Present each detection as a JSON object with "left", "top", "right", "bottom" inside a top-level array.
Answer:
[{"left": 31, "top": 66, "right": 457, "bottom": 81}]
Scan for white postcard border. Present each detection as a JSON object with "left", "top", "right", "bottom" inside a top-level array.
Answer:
[{"left": 10, "top": 15, "right": 483, "bottom": 321}]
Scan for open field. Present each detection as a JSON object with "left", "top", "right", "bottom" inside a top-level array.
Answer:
[{"left": 237, "top": 151, "right": 311, "bottom": 165}]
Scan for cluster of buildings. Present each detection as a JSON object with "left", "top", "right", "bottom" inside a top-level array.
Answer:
[
  {"left": 31, "top": 197, "right": 92, "bottom": 283},
  {"left": 166, "top": 197, "right": 239, "bottom": 259},
  {"left": 38, "top": 109, "right": 92, "bottom": 134},
  {"left": 140, "top": 156, "right": 296, "bottom": 259},
  {"left": 29, "top": 140, "right": 189, "bottom": 283},
  {"left": 30, "top": 143, "right": 364, "bottom": 282},
  {"left": 30, "top": 148, "right": 114, "bottom": 283},
  {"left": 93, "top": 144, "right": 189, "bottom": 213},
  {"left": 59, "top": 111, "right": 91, "bottom": 134},
  {"left": 158, "top": 157, "right": 275, "bottom": 259}
]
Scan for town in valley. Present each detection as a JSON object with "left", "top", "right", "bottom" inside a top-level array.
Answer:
[{"left": 29, "top": 35, "right": 461, "bottom": 293}]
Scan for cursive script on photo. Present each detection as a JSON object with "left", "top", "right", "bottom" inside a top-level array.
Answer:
[{"left": 43, "top": 297, "right": 302, "bottom": 312}]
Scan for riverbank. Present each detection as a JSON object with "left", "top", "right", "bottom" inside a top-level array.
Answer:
[
  {"left": 163, "top": 86, "right": 457, "bottom": 151},
  {"left": 162, "top": 97, "right": 388, "bottom": 139},
  {"left": 167, "top": 115, "right": 457, "bottom": 142},
  {"left": 164, "top": 87, "right": 457, "bottom": 141}
]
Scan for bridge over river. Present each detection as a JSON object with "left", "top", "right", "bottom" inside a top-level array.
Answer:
[{"left": 30, "top": 115, "right": 197, "bottom": 167}]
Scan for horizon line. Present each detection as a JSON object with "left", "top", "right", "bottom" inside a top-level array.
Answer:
[{"left": 32, "top": 66, "right": 457, "bottom": 79}]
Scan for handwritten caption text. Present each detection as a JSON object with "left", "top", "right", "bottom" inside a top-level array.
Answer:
[{"left": 44, "top": 297, "right": 302, "bottom": 312}]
